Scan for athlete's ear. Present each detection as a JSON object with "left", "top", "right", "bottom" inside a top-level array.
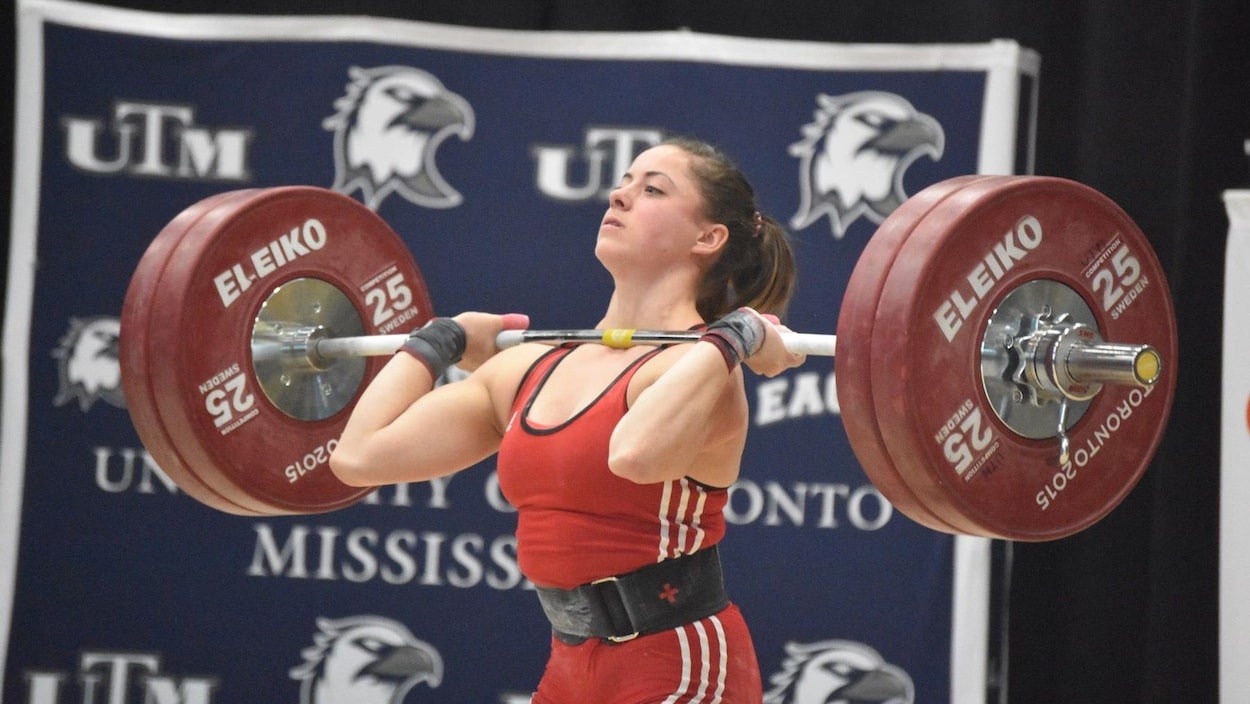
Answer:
[{"left": 693, "top": 223, "right": 729, "bottom": 256}]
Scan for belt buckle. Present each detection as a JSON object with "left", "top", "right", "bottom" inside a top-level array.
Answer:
[{"left": 591, "top": 575, "right": 639, "bottom": 643}]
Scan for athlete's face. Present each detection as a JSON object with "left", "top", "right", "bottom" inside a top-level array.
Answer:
[{"left": 596, "top": 145, "right": 720, "bottom": 269}]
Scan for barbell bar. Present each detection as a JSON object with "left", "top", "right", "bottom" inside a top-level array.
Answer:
[
  {"left": 306, "top": 330, "right": 839, "bottom": 359},
  {"left": 272, "top": 323, "right": 1159, "bottom": 398}
]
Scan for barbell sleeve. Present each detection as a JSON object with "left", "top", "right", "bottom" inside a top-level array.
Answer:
[{"left": 1065, "top": 342, "right": 1162, "bottom": 387}]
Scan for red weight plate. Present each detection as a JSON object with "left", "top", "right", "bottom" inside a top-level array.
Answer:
[
  {"left": 837, "top": 175, "right": 1008, "bottom": 535},
  {"left": 147, "top": 186, "right": 433, "bottom": 514},
  {"left": 121, "top": 189, "right": 268, "bottom": 515},
  {"left": 871, "top": 176, "right": 1177, "bottom": 540}
]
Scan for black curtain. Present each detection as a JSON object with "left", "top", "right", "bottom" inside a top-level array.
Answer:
[{"left": 4, "top": 1, "right": 1246, "bottom": 701}]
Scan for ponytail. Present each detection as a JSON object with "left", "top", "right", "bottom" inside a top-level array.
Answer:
[
  {"left": 696, "top": 213, "right": 795, "bottom": 321},
  {"left": 731, "top": 215, "right": 795, "bottom": 317},
  {"left": 665, "top": 136, "right": 797, "bottom": 322}
]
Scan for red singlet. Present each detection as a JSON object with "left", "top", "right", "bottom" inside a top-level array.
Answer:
[
  {"left": 497, "top": 346, "right": 728, "bottom": 589},
  {"left": 497, "top": 346, "right": 762, "bottom": 704}
]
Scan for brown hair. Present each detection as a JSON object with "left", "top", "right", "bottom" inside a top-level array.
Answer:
[{"left": 664, "top": 136, "right": 797, "bottom": 321}]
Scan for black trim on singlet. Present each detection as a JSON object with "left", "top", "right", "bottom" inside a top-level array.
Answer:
[
  {"left": 517, "top": 345, "right": 666, "bottom": 436},
  {"left": 510, "top": 345, "right": 566, "bottom": 402},
  {"left": 685, "top": 475, "right": 730, "bottom": 492}
]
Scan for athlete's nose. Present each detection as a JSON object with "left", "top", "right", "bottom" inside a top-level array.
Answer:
[{"left": 608, "top": 183, "right": 631, "bottom": 210}]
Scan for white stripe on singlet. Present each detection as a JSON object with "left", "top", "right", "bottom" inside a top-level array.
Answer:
[
  {"left": 662, "top": 626, "right": 693, "bottom": 704},
  {"left": 674, "top": 478, "right": 692, "bottom": 556},
  {"left": 688, "top": 487, "right": 708, "bottom": 553},
  {"left": 709, "top": 616, "right": 728, "bottom": 703},
  {"left": 659, "top": 478, "right": 712, "bottom": 560},
  {"left": 657, "top": 480, "right": 674, "bottom": 561},
  {"left": 657, "top": 616, "right": 729, "bottom": 704},
  {"left": 691, "top": 620, "right": 712, "bottom": 703}
]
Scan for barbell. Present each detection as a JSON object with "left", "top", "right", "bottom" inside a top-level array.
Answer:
[{"left": 118, "top": 175, "right": 1177, "bottom": 540}]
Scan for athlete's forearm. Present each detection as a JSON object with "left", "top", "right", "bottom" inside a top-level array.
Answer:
[{"left": 608, "top": 342, "right": 746, "bottom": 485}]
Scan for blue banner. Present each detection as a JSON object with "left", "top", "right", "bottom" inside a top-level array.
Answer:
[{"left": 3, "top": 1, "right": 1037, "bottom": 701}]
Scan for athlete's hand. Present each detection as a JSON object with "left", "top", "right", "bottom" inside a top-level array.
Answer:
[
  {"left": 454, "top": 312, "right": 530, "bottom": 371},
  {"left": 743, "top": 312, "right": 806, "bottom": 378}
]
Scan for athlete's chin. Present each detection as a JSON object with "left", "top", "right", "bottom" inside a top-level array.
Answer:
[
  {"left": 593, "top": 234, "right": 617, "bottom": 261},
  {"left": 593, "top": 238, "right": 635, "bottom": 277}
]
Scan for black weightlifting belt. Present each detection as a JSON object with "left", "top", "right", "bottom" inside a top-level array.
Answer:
[{"left": 534, "top": 546, "right": 729, "bottom": 645}]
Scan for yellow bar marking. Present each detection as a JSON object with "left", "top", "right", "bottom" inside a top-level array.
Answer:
[{"left": 602, "top": 329, "right": 635, "bottom": 349}]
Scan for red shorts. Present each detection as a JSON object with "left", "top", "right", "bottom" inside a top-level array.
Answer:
[{"left": 531, "top": 604, "right": 762, "bottom": 704}]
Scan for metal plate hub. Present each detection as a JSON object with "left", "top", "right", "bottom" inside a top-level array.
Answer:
[
  {"left": 252, "top": 277, "right": 366, "bottom": 420},
  {"left": 980, "top": 278, "right": 1097, "bottom": 439}
]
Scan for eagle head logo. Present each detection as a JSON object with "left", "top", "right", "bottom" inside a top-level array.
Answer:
[
  {"left": 789, "top": 91, "right": 944, "bottom": 238},
  {"left": 51, "top": 316, "right": 126, "bottom": 411},
  {"left": 324, "top": 65, "right": 475, "bottom": 210},
  {"left": 763, "top": 640, "right": 915, "bottom": 704},
  {"left": 290, "top": 615, "right": 444, "bottom": 704}
]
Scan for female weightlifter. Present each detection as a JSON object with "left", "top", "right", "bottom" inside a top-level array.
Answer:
[{"left": 330, "top": 136, "right": 804, "bottom": 703}]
